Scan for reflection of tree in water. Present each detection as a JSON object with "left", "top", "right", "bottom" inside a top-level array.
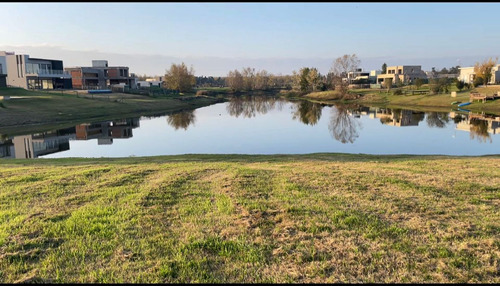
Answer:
[
  {"left": 453, "top": 114, "right": 465, "bottom": 124},
  {"left": 226, "top": 96, "right": 285, "bottom": 118},
  {"left": 469, "top": 118, "right": 491, "bottom": 143},
  {"left": 411, "top": 111, "right": 425, "bottom": 123},
  {"left": 328, "top": 104, "right": 360, "bottom": 144},
  {"left": 426, "top": 112, "right": 449, "bottom": 128},
  {"left": 292, "top": 101, "right": 324, "bottom": 126},
  {"left": 166, "top": 110, "right": 196, "bottom": 130},
  {"left": 0, "top": 134, "right": 8, "bottom": 142}
]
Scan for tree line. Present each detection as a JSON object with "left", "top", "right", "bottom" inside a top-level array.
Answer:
[{"left": 160, "top": 55, "right": 498, "bottom": 97}]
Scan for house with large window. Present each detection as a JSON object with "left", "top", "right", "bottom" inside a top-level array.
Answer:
[
  {"left": 376, "top": 65, "right": 427, "bottom": 86},
  {"left": 65, "top": 60, "right": 136, "bottom": 90},
  {"left": 0, "top": 51, "right": 72, "bottom": 89}
]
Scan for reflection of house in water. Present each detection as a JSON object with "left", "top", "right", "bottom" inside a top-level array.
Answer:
[
  {"left": 451, "top": 112, "right": 500, "bottom": 135},
  {"left": 4, "top": 127, "right": 76, "bottom": 159},
  {"left": 369, "top": 108, "right": 423, "bottom": 127},
  {"left": 75, "top": 118, "right": 140, "bottom": 145},
  {"left": 0, "top": 138, "right": 15, "bottom": 158}
]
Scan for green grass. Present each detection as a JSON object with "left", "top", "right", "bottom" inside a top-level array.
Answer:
[
  {"left": 305, "top": 85, "right": 500, "bottom": 115},
  {"left": 0, "top": 87, "right": 223, "bottom": 136},
  {"left": 0, "top": 153, "right": 498, "bottom": 283}
]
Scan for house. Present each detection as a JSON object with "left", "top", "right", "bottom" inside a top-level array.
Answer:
[
  {"left": 376, "top": 65, "right": 427, "bottom": 86},
  {"left": 346, "top": 68, "right": 370, "bottom": 83},
  {"left": 137, "top": 78, "right": 162, "bottom": 88},
  {"left": 458, "top": 65, "right": 500, "bottom": 85},
  {"left": 0, "top": 51, "right": 72, "bottom": 89},
  {"left": 9, "top": 128, "right": 76, "bottom": 158},
  {"left": 65, "top": 60, "right": 136, "bottom": 90},
  {"left": 368, "top": 70, "right": 381, "bottom": 84}
]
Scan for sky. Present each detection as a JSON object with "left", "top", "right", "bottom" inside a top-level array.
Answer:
[{"left": 1, "top": 2, "right": 499, "bottom": 77}]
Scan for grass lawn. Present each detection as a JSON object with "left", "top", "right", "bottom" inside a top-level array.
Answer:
[
  {"left": 0, "top": 88, "right": 222, "bottom": 136},
  {"left": 0, "top": 153, "right": 498, "bottom": 283},
  {"left": 305, "top": 85, "right": 500, "bottom": 115}
]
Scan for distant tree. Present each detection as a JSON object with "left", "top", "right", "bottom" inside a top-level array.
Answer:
[
  {"left": 164, "top": 62, "right": 195, "bottom": 93},
  {"left": 429, "top": 78, "right": 450, "bottom": 94},
  {"left": 137, "top": 74, "right": 149, "bottom": 81},
  {"left": 455, "top": 80, "right": 465, "bottom": 91},
  {"left": 226, "top": 69, "right": 244, "bottom": 92},
  {"left": 384, "top": 78, "right": 393, "bottom": 91},
  {"left": 292, "top": 67, "right": 311, "bottom": 93},
  {"left": 241, "top": 67, "right": 256, "bottom": 91},
  {"left": 448, "top": 65, "right": 460, "bottom": 74},
  {"left": 307, "top": 68, "right": 321, "bottom": 92},
  {"left": 254, "top": 69, "right": 271, "bottom": 90},
  {"left": 473, "top": 76, "right": 484, "bottom": 88},
  {"left": 330, "top": 54, "right": 360, "bottom": 99},
  {"left": 474, "top": 57, "right": 498, "bottom": 86},
  {"left": 298, "top": 67, "right": 310, "bottom": 92},
  {"left": 414, "top": 78, "right": 425, "bottom": 89},
  {"left": 381, "top": 63, "right": 387, "bottom": 74}
]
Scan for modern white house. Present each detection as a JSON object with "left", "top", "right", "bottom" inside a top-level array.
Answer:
[
  {"left": 0, "top": 51, "right": 72, "bottom": 89},
  {"left": 376, "top": 65, "right": 427, "bottom": 85},
  {"left": 136, "top": 78, "right": 162, "bottom": 88},
  {"left": 458, "top": 65, "right": 500, "bottom": 84}
]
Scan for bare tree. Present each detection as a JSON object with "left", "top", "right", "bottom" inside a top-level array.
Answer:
[
  {"left": 330, "top": 54, "right": 360, "bottom": 99},
  {"left": 254, "top": 70, "right": 270, "bottom": 90},
  {"left": 328, "top": 104, "right": 360, "bottom": 143},
  {"left": 226, "top": 69, "right": 244, "bottom": 92},
  {"left": 242, "top": 67, "right": 256, "bottom": 91}
]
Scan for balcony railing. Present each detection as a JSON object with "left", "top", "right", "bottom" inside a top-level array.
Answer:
[{"left": 26, "top": 69, "right": 72, "bottom": 78}]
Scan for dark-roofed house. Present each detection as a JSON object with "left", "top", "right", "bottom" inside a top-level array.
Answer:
[{"left": 0, "top": 51, "right": 72, "bottom": 89}]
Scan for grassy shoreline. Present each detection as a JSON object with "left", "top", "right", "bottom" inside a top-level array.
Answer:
[
  {"left": 2, "top": 85, "right": 500, "bottom": 136},
  {"left": 0, "top": 87, "right": 225, "bottom": 136},
  {"left": 0, "top": 153, "right": 498, "bottom": 283},
  {"left": 304, "top": 85, "right": 500, "bottom": 115}
]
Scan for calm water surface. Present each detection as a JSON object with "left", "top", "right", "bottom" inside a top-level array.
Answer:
[{"left": 1, "top": 96, "right": 499, "bottom": 158}]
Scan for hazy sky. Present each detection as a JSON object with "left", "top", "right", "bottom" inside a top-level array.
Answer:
[{"left": 1, "top": 2, "right": 499, "bottom": 76}]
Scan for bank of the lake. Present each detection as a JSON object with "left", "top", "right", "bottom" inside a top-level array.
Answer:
[
  {"left": 304, "top": 85, "right": 500, "bottom": 115},
  {"left": 0, "top": 153, "right": 498, "bottom": 283},
  {"left": 0, "top": 87, "right": 224, "bottom": 136}
]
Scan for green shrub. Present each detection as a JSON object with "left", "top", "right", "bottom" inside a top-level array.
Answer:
[{"left": 393, "top": 89, "right": 403, "bottom": 95}]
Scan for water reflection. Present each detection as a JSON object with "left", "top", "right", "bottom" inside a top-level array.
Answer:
[
  {"left": 292, "top": 101, "right": 324, "bottom": 126},
  {"left": 166, "top": 110, "right": 196, "bottom": 130},
  {"left": 328, "top": 104, "right": 361, "bottom": 144},
  {"left": 226, "top": 95, "right": 286, "bottom": 118},
  {"left": 426, "top": 112, "right": 450, "bottom": 128},
  {"left": 372, "top": 108, "right": 425, "bottom": 127},
  {"left": 1, "top": 96, "right": 500, "bottom": 159},
  {"left": 0, "top": 118, "right": 139, "bottom": 158},
  {"left": 452, "top": 112, "right": 499, "bottom": 143}
]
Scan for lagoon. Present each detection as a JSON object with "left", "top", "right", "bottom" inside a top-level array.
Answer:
[{"left": 1, "top": 96, "right": 499, "bottom": 158}]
